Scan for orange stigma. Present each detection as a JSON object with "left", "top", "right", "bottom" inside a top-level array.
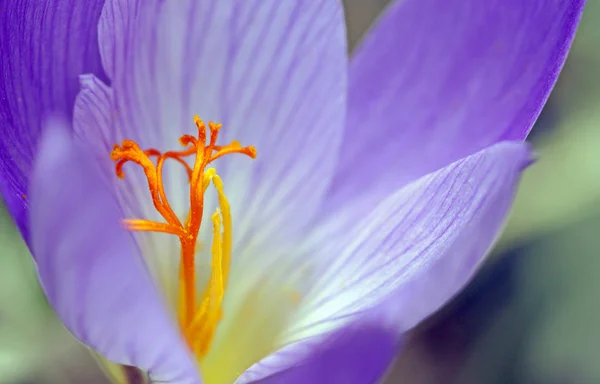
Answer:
[{"left": 110, "top": 116, "right": 256, "bottom": 358}]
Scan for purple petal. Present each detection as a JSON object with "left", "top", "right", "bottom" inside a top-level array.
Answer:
[
  {"left": 285, "top": 142, "right": 532, "bottom": 341},
  {"left": 72, "top": 74, "right": 118, "bottom": 184},
  {"left": 73, "top": 74, "right": 114, "bottom": 156},
  {"left": 29, "top": 117, "right": 201, "bottom": 384},
  {"left": 0, "top": 0, "right": 106, "bottom": 238},
  {"left": 237, "top": 316, "right": 399, "bottom": 384},
  {"left": 95, "top": 0, "right": 347, "bottom": 246},
  {"left": 327, "top": 0, "right": 583, "bottom": 212},
  {"left": 98, "top": 0, "right": 139, "bottom": 80}
]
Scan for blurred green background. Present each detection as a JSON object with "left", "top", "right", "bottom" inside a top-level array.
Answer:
[{"left": 1, "top": 1, "right": 599, "bottom": 383}]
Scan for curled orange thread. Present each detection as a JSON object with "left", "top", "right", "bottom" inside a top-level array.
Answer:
[{"left": 111, "top": 116, "right": 256, "bottom": 358}]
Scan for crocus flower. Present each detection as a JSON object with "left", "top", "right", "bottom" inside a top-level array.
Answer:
[{"left": 0, "top": 0, "right": 584, "bottom": 383}]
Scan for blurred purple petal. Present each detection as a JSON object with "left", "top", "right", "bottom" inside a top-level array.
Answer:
[
  {"left": 327, "top": 0, "right": 583, "bottom": 212},
  {"left": 96, "top": 0, "right": 347, "bottom": 246},
  {"left": 0, "top": 0, "right": 105, "bottom": 238},
  {"left": 286, "top": 142, "right": 532, "bottom": 341},
  {"left": 237, "top": 317, "right": 398, "bottom": 384},
  {"left": 29, "top": 117, "right": 201, "bottom": 383}
]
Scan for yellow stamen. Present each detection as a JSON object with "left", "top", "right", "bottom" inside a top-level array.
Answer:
[
  {"left": 110, "top": 115, "right": 256, "bottom": 359},
  {"left": 193, "top": 209, "right": 226, "bottom": 356}
]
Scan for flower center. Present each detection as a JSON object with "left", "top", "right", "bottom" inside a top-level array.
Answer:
[{"left": 110, "top": 116, "right": 256, "bottom": 358}]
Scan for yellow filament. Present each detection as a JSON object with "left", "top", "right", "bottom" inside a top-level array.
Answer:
[
  {"left": 211, "top": 175, "right": 232, "bottom": 284},
  {"left": 187, "top": 173, "right": 233, "bottom": 356},
  {"left": 110, "top": 115, "right": 256, "bottom": 359},
  {"left": 194, "top": 209, "right": 225, "bottom": 356}
]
